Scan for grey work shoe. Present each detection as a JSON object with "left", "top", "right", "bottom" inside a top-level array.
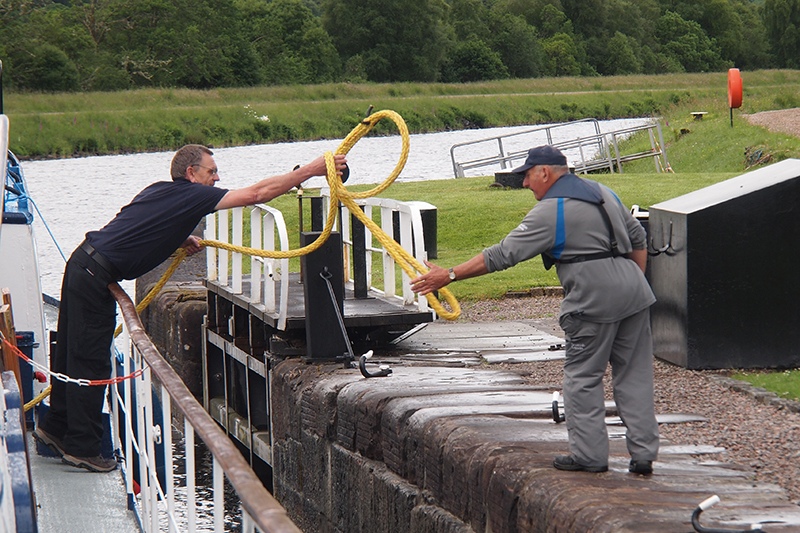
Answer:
[
  {"left": 553, "top": 455, "right": 608, "bottom": 473},
  {"left": 629, "top": 460, "right": 654, "bottom": 475},
  {"left": 33, "top": 427, "right": 66, "bottom": 457},
  {"left": 62, "top": 453, "right": 118, "bottom": 473}
]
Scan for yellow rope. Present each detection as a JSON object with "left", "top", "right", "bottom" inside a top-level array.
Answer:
[
  {"left": 117, "top": 109, "right": 460, "bottom": 334},
  {"left": 33, "top": 110, "right": 459, "bottom": 412},
  {"left": 25, "top": 385, "right": 50, "bottom": 412}
]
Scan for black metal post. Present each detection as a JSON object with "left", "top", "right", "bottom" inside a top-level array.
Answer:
[
  {"left": 310, "top": 197, "right": 324, "bottom": 232},
  {"left": 351, "top": 207, "right": 368, "bottom": 299},
  {"left": 300, "top": 231, "right": 349, "bottom": 362}
]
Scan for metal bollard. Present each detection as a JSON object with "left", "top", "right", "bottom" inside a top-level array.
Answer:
[{"left": 691, "top": 495, "right": 764, "bottom": 532}]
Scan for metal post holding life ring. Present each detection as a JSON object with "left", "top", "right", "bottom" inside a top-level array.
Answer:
[{"left": 728, "top": 68, "right": 743, "bottom": 127}]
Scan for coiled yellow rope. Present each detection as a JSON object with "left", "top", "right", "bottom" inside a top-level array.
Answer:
[{"left": 118, "top": 109, "right": 460, "bottom": 341}]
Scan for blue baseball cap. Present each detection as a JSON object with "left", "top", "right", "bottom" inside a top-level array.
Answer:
[{"left": 512, "top": 145, "right": 567, "bottom": 174}]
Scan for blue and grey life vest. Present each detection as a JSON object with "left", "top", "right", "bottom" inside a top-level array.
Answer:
[{"left": 540, "top": 173, "right": 621, "bottom": 270}]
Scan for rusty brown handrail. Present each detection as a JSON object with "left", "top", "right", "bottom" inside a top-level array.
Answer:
[{"left": 109, "top": 282, "right": 301, "bottom": 533}]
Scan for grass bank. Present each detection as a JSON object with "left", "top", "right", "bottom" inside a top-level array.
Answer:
[
  {"left": 266, "top": 171, "right": 738, "bottom": 300},
  {"left": 6, "top": 70, "right": 800, "bottom": 158}
]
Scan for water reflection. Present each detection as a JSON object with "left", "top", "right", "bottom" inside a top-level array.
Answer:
[{"left": 164, "top": 429, "right": 244, "bottom": 532}]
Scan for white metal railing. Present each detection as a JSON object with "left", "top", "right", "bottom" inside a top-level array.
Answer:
[
  {"left": 207, "top": 197, "right": 435, "bottom": 321},
  {"left": 320, "top": 189, "right": 433, "bottom": 312},
  {"left": 205, "top": 205, "right": 290, "bottom": 329},
  {"left": 110, "top": 284, "right": 301, "bottom": 533},
  {"left": 449, "top": 118, "right": 602, "bottom": 178},
  {"left": 449, "top": 118, "right": 668, "bottom": 178}
]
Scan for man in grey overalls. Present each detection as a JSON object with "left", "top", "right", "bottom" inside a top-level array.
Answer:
[{"left": 411, "top": 145, "right": 659, "bottom": 474}]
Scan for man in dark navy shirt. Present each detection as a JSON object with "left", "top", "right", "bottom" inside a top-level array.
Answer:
[{"left": 34, "top": 144, "right": 347, "bottom": 472}]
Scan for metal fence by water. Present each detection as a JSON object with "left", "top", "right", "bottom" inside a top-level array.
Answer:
[{"left": 449, "top": 118, "right": 669, "bottom": 178}]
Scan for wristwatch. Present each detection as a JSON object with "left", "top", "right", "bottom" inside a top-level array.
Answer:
[{"left": 448, "top": 267, "right": 456, "bottom": 281}]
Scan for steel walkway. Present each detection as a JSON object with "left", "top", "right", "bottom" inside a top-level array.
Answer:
[{"left": 27, "top": 434, "right": 140, "bottom": 533}]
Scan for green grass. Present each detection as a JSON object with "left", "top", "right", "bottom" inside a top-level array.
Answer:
[
  {"left": 733, "top": 370, "right": 800, "bottom": 402},
  {"left": 256, "top": 169, "right": 732, "bottom": 300},
  {"left": 623, "top": 95, "right": 800, "bottom": 174},
  {"left": 8, "top": 69, "right": 800, "bottom": 158}
]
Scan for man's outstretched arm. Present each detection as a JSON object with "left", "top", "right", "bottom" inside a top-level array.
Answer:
[
  {"left": 216, "top": 154, "right": 347, "bottom": 210},
  {"left": 410, "top": 254, "right": 489, "bottom": 296}
]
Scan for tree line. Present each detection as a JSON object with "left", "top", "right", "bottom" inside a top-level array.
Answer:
[{"left": 0, "top": 0, "right": 794, "bottom": 92}]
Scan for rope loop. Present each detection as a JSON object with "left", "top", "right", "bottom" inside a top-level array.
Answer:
[
  {"left": 28, "top": 109, "right": 462, "bottom": 410},
  {"left": 128, "top": 109, "right": 461, "bottom": 331}
]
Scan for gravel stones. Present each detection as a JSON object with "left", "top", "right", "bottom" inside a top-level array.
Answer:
[
  {"left": 467, "top": 295, "right": 800, "bottom": 504},
  {"left": 743, "top": 108, "right": 800, "bottom": 138}
]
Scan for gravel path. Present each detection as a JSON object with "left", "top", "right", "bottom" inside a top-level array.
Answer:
[
  {"left": 743, "top": 108, "right": 800, "bottom": 138},
  {"left": 460, "top": 295, "right": 800, "bottom": 505}
]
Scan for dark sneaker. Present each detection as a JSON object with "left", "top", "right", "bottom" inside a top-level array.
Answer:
[
  {"left": 553, "top": 455, "right": 608, "bottom": 473},
  {"left": 33, "top": 427, "right": 66, "bottom": 457},
  {"left": 62, "top": 453, "right": 117, "bottom": 473},
  {"left": 629, "top": 460, "right": 653, "bottom": 475}
]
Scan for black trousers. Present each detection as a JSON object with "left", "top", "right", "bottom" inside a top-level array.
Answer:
[{"left": 39, "top": 247, "right": 117, "bottom": 457}]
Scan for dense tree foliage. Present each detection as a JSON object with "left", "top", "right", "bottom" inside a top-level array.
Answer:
[
  {"left": 764, "top": 0, "right": 800, "bottom": 68},
  {"left": 0, "top": 0, "right": 786, "bottom": 91},
  {"left": 323, "top": 0, "right": 450, "bottom": 81}
]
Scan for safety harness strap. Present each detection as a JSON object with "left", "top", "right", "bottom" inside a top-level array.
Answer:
[{"left": 540, "top": 174, "right": 622, "bottom": 269}]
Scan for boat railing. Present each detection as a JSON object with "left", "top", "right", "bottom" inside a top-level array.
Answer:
[
  {"left": 110, "top": 283, "right": 301, "bottom": 533},
  {"left": 320, "top": 189, "right": 433, "bottom": 312},
  {"left": 449, "top": 118, "right": 668, "bottom": 178},
  {"left": 205, "top": 204, "right": 291, "bottom": 329}
]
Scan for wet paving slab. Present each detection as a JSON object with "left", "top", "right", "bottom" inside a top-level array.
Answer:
[
  {"left": 272, "top": 320, "right": 800, "bottom": 532},
  {"left": 388, "top": 321, "right": 567, "bottom": 364}
]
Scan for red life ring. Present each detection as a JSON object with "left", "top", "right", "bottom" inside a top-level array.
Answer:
[{"left": 728, "top": 68, "right": 743, "bottom": 109}]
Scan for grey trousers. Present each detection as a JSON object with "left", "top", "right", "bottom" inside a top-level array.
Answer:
[{"left": 560, "top": 308, "right": 659, "bottom": 467}]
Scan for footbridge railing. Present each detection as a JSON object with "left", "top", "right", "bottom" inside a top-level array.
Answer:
[
  {"left": 204, "top": 197, "right": 436, "bottom": 321},
  {"left": 204, "top": 204, "right": 291, "bottom": 329},
  {"left": 449, "top": 118, "right": 669, "bottom": 178},
  {"left": 110, "top": 283, "right": 301, "bottom": 533}
]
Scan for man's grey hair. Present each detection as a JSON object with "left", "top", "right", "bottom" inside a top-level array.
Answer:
[
  {"left": 548, "top": 164, "right": 570, "bottom": 174},
  {"left": 171, "top": 144, "right": 213, "bottom": 181}
]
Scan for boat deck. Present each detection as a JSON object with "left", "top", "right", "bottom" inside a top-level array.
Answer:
[{"left": 28, "top": 433, "right": 139, "bottom": 533}]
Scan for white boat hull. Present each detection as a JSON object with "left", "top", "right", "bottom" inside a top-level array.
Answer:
[{"left": 0, "top": 221, "right": 49, "bottom": 398}]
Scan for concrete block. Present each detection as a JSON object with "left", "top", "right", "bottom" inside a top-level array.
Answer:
[
  {"left": 330, "top": 443, "right": 365, "bottom": 533},
  {"left": 274, "top": 438, "right": 302, "bottom": 493},
  {"left": 301, "top": 429, "right": 330, "bottom": 506},
  {"left": 138, "top": 283, "right": 207, "bottom": 397},
  {"left": 410, "top": 505, "right": 475, "bottom": 533}
]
